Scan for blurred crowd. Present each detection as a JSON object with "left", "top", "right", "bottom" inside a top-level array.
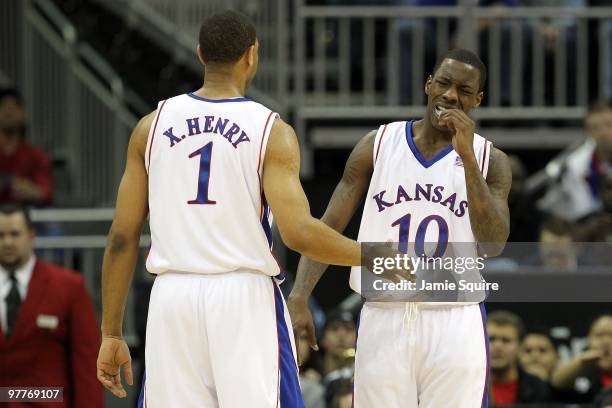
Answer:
[
  {"left": 294, "top": 305, "right": 612, "bottom": 407},
  {"left": 2, "top": 2, "right": 612, "bottom": 405},
  {"left": 308, "top": 0, "right": 612, "bottom": 107},
  {"left": 0, "top": 88, "right": 52, "bottom": 207}
]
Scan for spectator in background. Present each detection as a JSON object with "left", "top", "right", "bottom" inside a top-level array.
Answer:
[
  {"left": 538, "top": 215, "right": 579, "bottom": 270},
  {"left": 0, "top": 204, "right": 102, "bottom": 407},
  {"left": 297, "top": 333, "right": 325, "bottom": 408},
  {"left": 552, "top": 314, "right": 612, "bottom": 402},
  {"left": 319, "top": 309, "right": 356, "bottom": 406},
  {"left": 519, "top": 331, "right": 559, "bottom": 381},
  {"left": 476, "top": 0, "right": 521, "bottom": 107},
  {"left": 522, "top": 0, "right": 584, "bottom": 105},
  {"left": 329, "top": 378, "right": 353, "bottom": 408},
  {"left": 575, "top": 169, "right": 612, "bottom": 242},
  {"left": 488, "top": 310, "right": 552, "bottom": 405},
  {"left": 0, "top": 88, "right": 53, "bottom": 206},
  {"left": 508, "top": 155, "right": 543, "bottom": 242},
  {"left": 320, "top": 309, "right": 356, "bottom": 376},
  {"left": 595, "top": 387, "right": 612, "bottom": 408},
  {"left": 539, "top": 101, "right": 612, "bottom": 221}
]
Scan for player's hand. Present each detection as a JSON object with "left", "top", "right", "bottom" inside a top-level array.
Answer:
[
  {"left": 287, "top": 295, "right": 318, "bottom": 365},
  {"left": 439, "top": 109, "right": 476, "bottom": 160},
  {"left": 97, "top": 335, "right": 133, "bottom": 398},
  {"left": 363, "top": 241, "right": 415, "bottom": 284}
]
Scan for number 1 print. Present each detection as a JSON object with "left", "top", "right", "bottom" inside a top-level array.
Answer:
[{"left": 188, "top": 142, "right": 216, "bottom": 205}]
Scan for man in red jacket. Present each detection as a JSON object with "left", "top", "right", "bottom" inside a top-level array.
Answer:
[{"left": 0, "top": 204, "right": 102, "bottom": 407}]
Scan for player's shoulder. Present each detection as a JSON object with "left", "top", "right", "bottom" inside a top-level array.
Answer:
[
  {"left": 356, "top": 121, "right": 406, "bottom": 164},
  {"left": 473, "top": 131, "right": 488, "bottom": 144},
  {"left": 369, "top": 120, "right": 410, "bottom": 149},
  {"left": 381, "top": 120, "right": 408, "bottom": 131},
  {"left": 269, "top": 116, "right": 295, "bottom": 142}
]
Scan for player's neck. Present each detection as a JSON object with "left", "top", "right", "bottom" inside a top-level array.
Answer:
[
  {"left": 491, "top": 365, "right": 519, "bottom": 383},
  {"left": 197, "top": 71, "right": 247, "bottom": 99}
]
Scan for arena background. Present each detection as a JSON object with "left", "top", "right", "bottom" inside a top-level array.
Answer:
[{"left": 1, "top": 0, "right": 611, "bottom": 407}]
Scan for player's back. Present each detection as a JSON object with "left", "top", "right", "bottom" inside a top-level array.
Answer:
[{"left": 144, "top": 92, "right": 279, "bottom": 277}]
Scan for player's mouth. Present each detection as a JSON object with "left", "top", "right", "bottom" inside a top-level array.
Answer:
[{"left": 434, "top": 104, "right": 457, "bottom": 118}]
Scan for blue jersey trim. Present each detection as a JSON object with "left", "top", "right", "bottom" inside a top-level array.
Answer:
[
  {"left": 479, "top": 303, "right": 490, "bottom": 408},
  {"left": 274, "top": 283, "right": 306, "bottom": 408},
  {"left": 137, "top": 370, "right": 146, "bottom": 408},
  {"left": 405, "top": 120, "right": 454, "bottom": 168},
  {"left": 186, "top": 92, "right": 251, "bottom": 103},
  {"left": 261, "top": 196, "right": 273, "bottom": 248}
]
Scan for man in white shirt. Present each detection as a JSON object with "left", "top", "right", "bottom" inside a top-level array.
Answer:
[{"left": 539, "top": 102, "right": 612, "bottom": 220}]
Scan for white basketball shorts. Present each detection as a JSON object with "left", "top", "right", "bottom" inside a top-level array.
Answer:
[
  {"left": 138, "top": 270, "right": 304, "bottom": 408},
  {"left": 353, "top": 302, "right": 490, "bottom": 407}
]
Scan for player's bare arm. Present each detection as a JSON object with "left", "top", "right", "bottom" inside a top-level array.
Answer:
[
  {"left": 440, "top": 109, "right": 511, "bottom": 255},
  {"left": 263, "top": 117, "right": 363, "bottom": 266},
  {"left": 97, "top": 111, "right": 154, "bottom": 398},
  {"left": 287, "top": 130, "right": 375, "bottom": 354}
]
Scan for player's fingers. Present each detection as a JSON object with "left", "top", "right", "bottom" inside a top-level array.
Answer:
[
  {"left": 98, "top": 370, "right": 125, "bottom": 398},
  {"left": 97, "top": 369, "right": 114, "bottom": 389},
  {"left": 112, "top": 374, "right": 127, "bottom": 398},
  {"left": 397, "top": 270, "right": 412, "bottom": 283},
  {"left": 123, "top": 359, "right": 134, "bottom": 386},
  {"left": 384, "top": 270, "right": 401, "bottom": 284},
  {"left": 306, "top": 322, "right": 319, "bottom": 351}
]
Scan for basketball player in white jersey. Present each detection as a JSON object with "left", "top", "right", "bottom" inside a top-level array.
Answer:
[
  {"left": 288, "top": 49, "right": 512, "bottom": 407},
  {"left": 95, "top": 11, "right": 406, "bottom": 408}
]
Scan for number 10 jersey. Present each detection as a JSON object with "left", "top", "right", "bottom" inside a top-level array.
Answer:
[
  {"left": 349, "top": 120, "right": 492, "bottom": 295},
  {"left": 144, "top": 93, "right": 280, "bottom": 277}
]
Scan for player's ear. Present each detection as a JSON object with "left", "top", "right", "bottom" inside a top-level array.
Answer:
[
  {"left": 196, "top": 45, "right": 205, "bottom": 66},
  {"left": 245, "top": 44, "right": 256, "bottom": 67},
  {"left": 475, "top": 91, "right": 483, "bottom": 108},
  {"left": 425, "top": 75, "right": 432, "bottom": 96}
]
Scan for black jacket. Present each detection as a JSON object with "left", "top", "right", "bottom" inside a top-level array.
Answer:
[{"left": 516, "top": 369, "right": 553, "bottom": 403}]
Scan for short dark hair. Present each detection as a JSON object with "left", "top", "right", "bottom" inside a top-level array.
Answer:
[
  {"left": 488, "top": 310, "right": 526, "bottom": 340},
  {"left": 198, "top": 10, "right": 256, "bottom": 64},
  {"left": 432, "top": 49, "right": 487, "bottom": 92},
  {"left": 0, "top": 204, "right": 33, "bottom": 230}
]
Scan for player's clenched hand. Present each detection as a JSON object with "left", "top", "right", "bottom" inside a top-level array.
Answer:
[
  {"left": 287, "top": 296, "right": 318, "bottom": 365},
  {"left": 97, "top": 336, "right": 133, "bottom": 398},
  {"left": 439, "top": 109, "right": 475, "bottom": 160}
]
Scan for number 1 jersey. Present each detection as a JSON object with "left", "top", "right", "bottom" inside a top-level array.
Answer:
[
  {"left": 144, "top": 93, "right": 280, "bottom": 277},
  {"left": 349, "top": 120, "right": 492, "bottom": 294}
]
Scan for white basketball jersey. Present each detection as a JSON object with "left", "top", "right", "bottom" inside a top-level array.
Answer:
[
  {"left": 144, "top": 93, "right": 280, "bottom": 277},
  {"left": 349, "top": 120, "right": 492, "bottom": 294}
]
